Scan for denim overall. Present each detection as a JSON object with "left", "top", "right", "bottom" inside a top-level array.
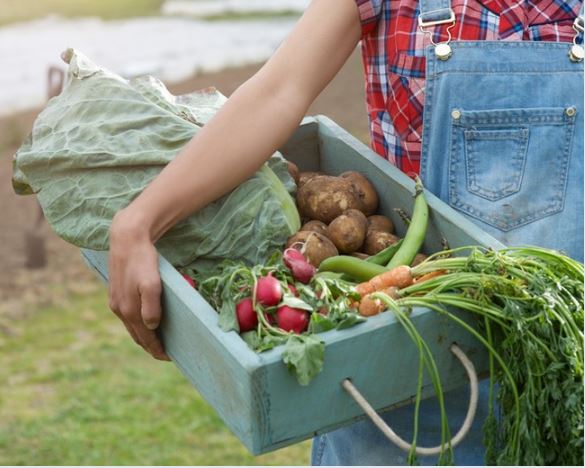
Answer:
[{"left": 311, "top": 0, "right": 584, "bottom": 465}]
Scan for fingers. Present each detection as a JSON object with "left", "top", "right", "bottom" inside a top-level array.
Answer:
[
  {"left": 108, "top": 279, "right": 170, "bottom": 361},
  {"left": 114, "top": 302, "right": 171, "bottom": 361},
  {"left": 133, "top": 325, "right": 171, "bottom": 361},
  {"left": 140, "top": 276, "right": 163, "bottom": 330}
]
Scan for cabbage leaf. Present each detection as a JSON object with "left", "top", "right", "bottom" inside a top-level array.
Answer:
[{"left": 12, "top": 49, "right": 300, "bottom": 275}]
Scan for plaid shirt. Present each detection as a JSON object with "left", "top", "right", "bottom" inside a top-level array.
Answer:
[{"left": 356, "top": 0, "right": 583, "bottom": 174}]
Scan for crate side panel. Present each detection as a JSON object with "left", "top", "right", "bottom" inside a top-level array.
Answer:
[
  {"left": 80, "top": 249, "right": 264, "bottom": 453},
  {"left": 278, "top": 119, "right": 321, "bottom": 172},
  {"left": 257, "top": 309, "right": 487, "bottom": 450}
]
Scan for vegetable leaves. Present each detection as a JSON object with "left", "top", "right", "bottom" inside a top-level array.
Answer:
[
  {"left": 196, "top": 253, "right": 364, "bottom": 385},
  {"left": 12, "top": 49, "right": 300, "bottom": 276},
  {"left": 398, "top": 246, "right": 585, "bottom": 465},
  {"left": 282, "top": 335, "right": 325, "bottom": 386}
]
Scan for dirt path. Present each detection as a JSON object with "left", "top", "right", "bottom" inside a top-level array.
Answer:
[{"left": 0, "top": 50, "right": 367, "bottom": 322}]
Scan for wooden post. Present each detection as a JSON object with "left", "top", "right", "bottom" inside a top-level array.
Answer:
[{"left": 24, "top": 66, "right": 65, "bottom": 269}]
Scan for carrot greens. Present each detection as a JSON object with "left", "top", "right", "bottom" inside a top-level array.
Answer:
[{"left": 375, "top": 245, "right": 583, "bottom": 465}]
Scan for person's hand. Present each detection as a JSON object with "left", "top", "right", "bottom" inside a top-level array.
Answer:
[{"left": 107, "top": 209, "right": 171, "bottom": 361}]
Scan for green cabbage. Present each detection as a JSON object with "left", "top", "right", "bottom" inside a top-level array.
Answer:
[{"left": 12, "top": 49, "right": 300, "bottom": 275}]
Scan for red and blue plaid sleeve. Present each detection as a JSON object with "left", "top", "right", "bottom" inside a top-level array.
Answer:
[{"left": 355, "top": 0, "right": 383, "bottom": 36}]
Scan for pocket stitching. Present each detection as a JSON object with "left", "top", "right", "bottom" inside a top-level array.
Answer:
[{"left": 464, "top": 127, "right": 529, "bottom": 201}]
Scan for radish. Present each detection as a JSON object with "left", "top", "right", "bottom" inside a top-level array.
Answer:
[
  {"left": 276, "top": 305, "right": 309, "bottom": 333},
  {"left": 182, "top": 273, "right": 196, "bottom": 288},
  {"left": 264, "top": 311, "right": 277, "bottom": 326},
  {"left": 283, "top": 248, "right": 316, "bottom": 284},
  {"left": 255, "top": 274, "right": 282, "bottom": 306},
  {"left": 288, "top": 283, "right": 299, "bottom": 297},
  {"left": 236, "top": 298, "right": 258, "bottom": 332}
]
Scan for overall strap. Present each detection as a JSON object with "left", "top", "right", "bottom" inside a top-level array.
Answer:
[
  {"left": 577, "top": 1, "right": 584, "bottom": 35},
  {"left": 570, "top": 1, "right": 584, "bottom": 61},
  {"left": 419, "top": 0, "right": 453, "bottom": 25}
]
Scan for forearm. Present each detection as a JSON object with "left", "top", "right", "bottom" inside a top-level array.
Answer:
[
  {"left": 112, "top": 0, "right": 361, "bottom": 243},
  {"left": 121, "top": 76, "right": 307, "bottom": 242}
]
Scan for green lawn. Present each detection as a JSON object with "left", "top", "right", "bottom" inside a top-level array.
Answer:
[
  {"left": 0, "top": 0, "right": 301, "bottom": 26},
  {"left": 200, "top": 11, "right": 301, "bottom": 21},
  {"left": 0, "top": 288, "right": 310, "bottom": 465},
  {"left": 0, "top": 0, "right": 165, "bottom": 26}
]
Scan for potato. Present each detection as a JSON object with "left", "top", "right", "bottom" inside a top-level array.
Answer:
[
  {"left": 345, "top": 209, "right": 368, "bottom": 228},
  {"left": 327, "top": 209, "right": 368, "bottom": 254},
  {"left": 340, "top": 171, "right": 379, "bottom": 216},
  {"left": 285, "top": 231, "right": 338, "bottom": 267},
  {"left": 411, "top": 253, "right": 428, "bottom": 267},
  {"left": 298, "top": 171, "right": 323, "bottom": 188},
  {"left": 300, "top": 220, "right": 329, "bottom": 238},
  {"left": 367, "top": 215, "right": 394, "bottom": 234},
  {"left": 287, "top": 161, "right": 300, "bottom": 185},
  {"left": 296, "top": 176, "right": 362, "bottom": 224},
  {"left": 363, "top": 230, "right": 400, "bottom": 255}
]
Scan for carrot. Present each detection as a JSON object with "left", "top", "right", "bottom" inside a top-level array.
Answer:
[
  {"left": 358, "top": 286, "right": 400, "bottom": 317},
  {"left": 381, "top": 286, "right": 400, "bottom": 299},
  {"left": 359, "top": 295, "right": 385, "bottom": 316},
  {"left": 355, "top": 282, "right": 376, "bottom": 297},
  {"left": 355, "top": 266, "right": 413, "bottom": 298},
  {"left": 369, "top": 265, "right": 414, "bottom": 291},
  {"left": 413, "top": 269, "right": 448, "bottom": 284}
]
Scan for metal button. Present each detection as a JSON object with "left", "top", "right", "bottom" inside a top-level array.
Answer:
[
  {"left": 566, "top": 106, "right": 577, "bottom": 117},
  {"left": 451, "top": 109, "right": 461, "bottom": 120},
  {"left": 569, "top": 44, "right": 584, "bottom": 62},
  {"left": 435, "top": 43, "right": 453, "bottom": 61}
]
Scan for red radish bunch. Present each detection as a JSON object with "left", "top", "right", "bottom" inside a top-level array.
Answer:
[
  {"left": 276, "top": 305, "right": 309, "bottom": 333},
  {"left": 236, "top": 298, "right": 258, "bottom": 332},
  {"left": 255, "top": 273, "right": 282, "bottom": 306},
  {"left": 283, "top": 248, "right": 316, "bottom": 284}
]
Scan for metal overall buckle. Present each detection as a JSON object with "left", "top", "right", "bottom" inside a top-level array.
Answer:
[
  {"left": 418, "top": 8, "right": 456, "bottom": 61},
  {"left": 569, "top": 15, "right": 584, "bottom": 62}
]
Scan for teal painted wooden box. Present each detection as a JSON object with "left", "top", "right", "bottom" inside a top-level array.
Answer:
[{"left": 81, "top": 116, "right": 504, "bottom": 455}]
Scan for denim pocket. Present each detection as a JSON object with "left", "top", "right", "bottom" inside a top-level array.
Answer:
[
  {"left": 449, "top": 107, "right": 575, "bottom": 231},
  {"left": 464, "top": 128, "right": 529, "bottom": 201}
]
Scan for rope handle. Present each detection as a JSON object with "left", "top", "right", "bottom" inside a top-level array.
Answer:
[{"left": 341, "top": 343, "right": 478, "bottom": 456}]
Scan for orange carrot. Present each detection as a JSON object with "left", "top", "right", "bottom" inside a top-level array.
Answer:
[
  {"left": 368, "top": 265, "right": 414, "bottom": 291},
  {"left": 355, "top": 282, "right": 376, "bottom": 297},
  {"left": 358, "top": 286, "right": 401, "bottom": 317},
  {"left": 413, "top": 269, "right": 448, "bottom": 284},
  {"left": 355, "top": 266, "right": 413, "bottom": 298},
  {"left": 359, "top": 295, "right": 385, "bottom": 317},
  {"left": 381, "top": 286, "right": 400, "bottom": 300}
]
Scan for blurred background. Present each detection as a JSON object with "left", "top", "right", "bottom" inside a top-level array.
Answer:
[{"left": 0, "top": 0, "right": 367, "bottom": 464}]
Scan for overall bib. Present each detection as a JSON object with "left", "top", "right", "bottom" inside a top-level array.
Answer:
[{"left": 312, "top": 0, "right": 584, "bottom": 465}]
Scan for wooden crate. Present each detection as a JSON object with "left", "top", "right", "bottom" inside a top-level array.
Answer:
[{"left": 81, "top": 116, "right": 504, "bottom": 455}]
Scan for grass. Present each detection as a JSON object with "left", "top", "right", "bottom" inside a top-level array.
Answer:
[
  {"left": 197, "top": 11, "right": 301, "bottom": 22},
  {"left": 0, "top": 287, "right": 310, "bottom": 465},
  {"left": 0, "top": 0, "right": 165, "bottom": 26},
  {"left": 0, "top": 1, "right": 302, "bottom": 26}
]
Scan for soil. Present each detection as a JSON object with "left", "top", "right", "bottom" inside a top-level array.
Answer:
[{"left": 0, "top": 50, "right": 368, "bottom": 323}]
